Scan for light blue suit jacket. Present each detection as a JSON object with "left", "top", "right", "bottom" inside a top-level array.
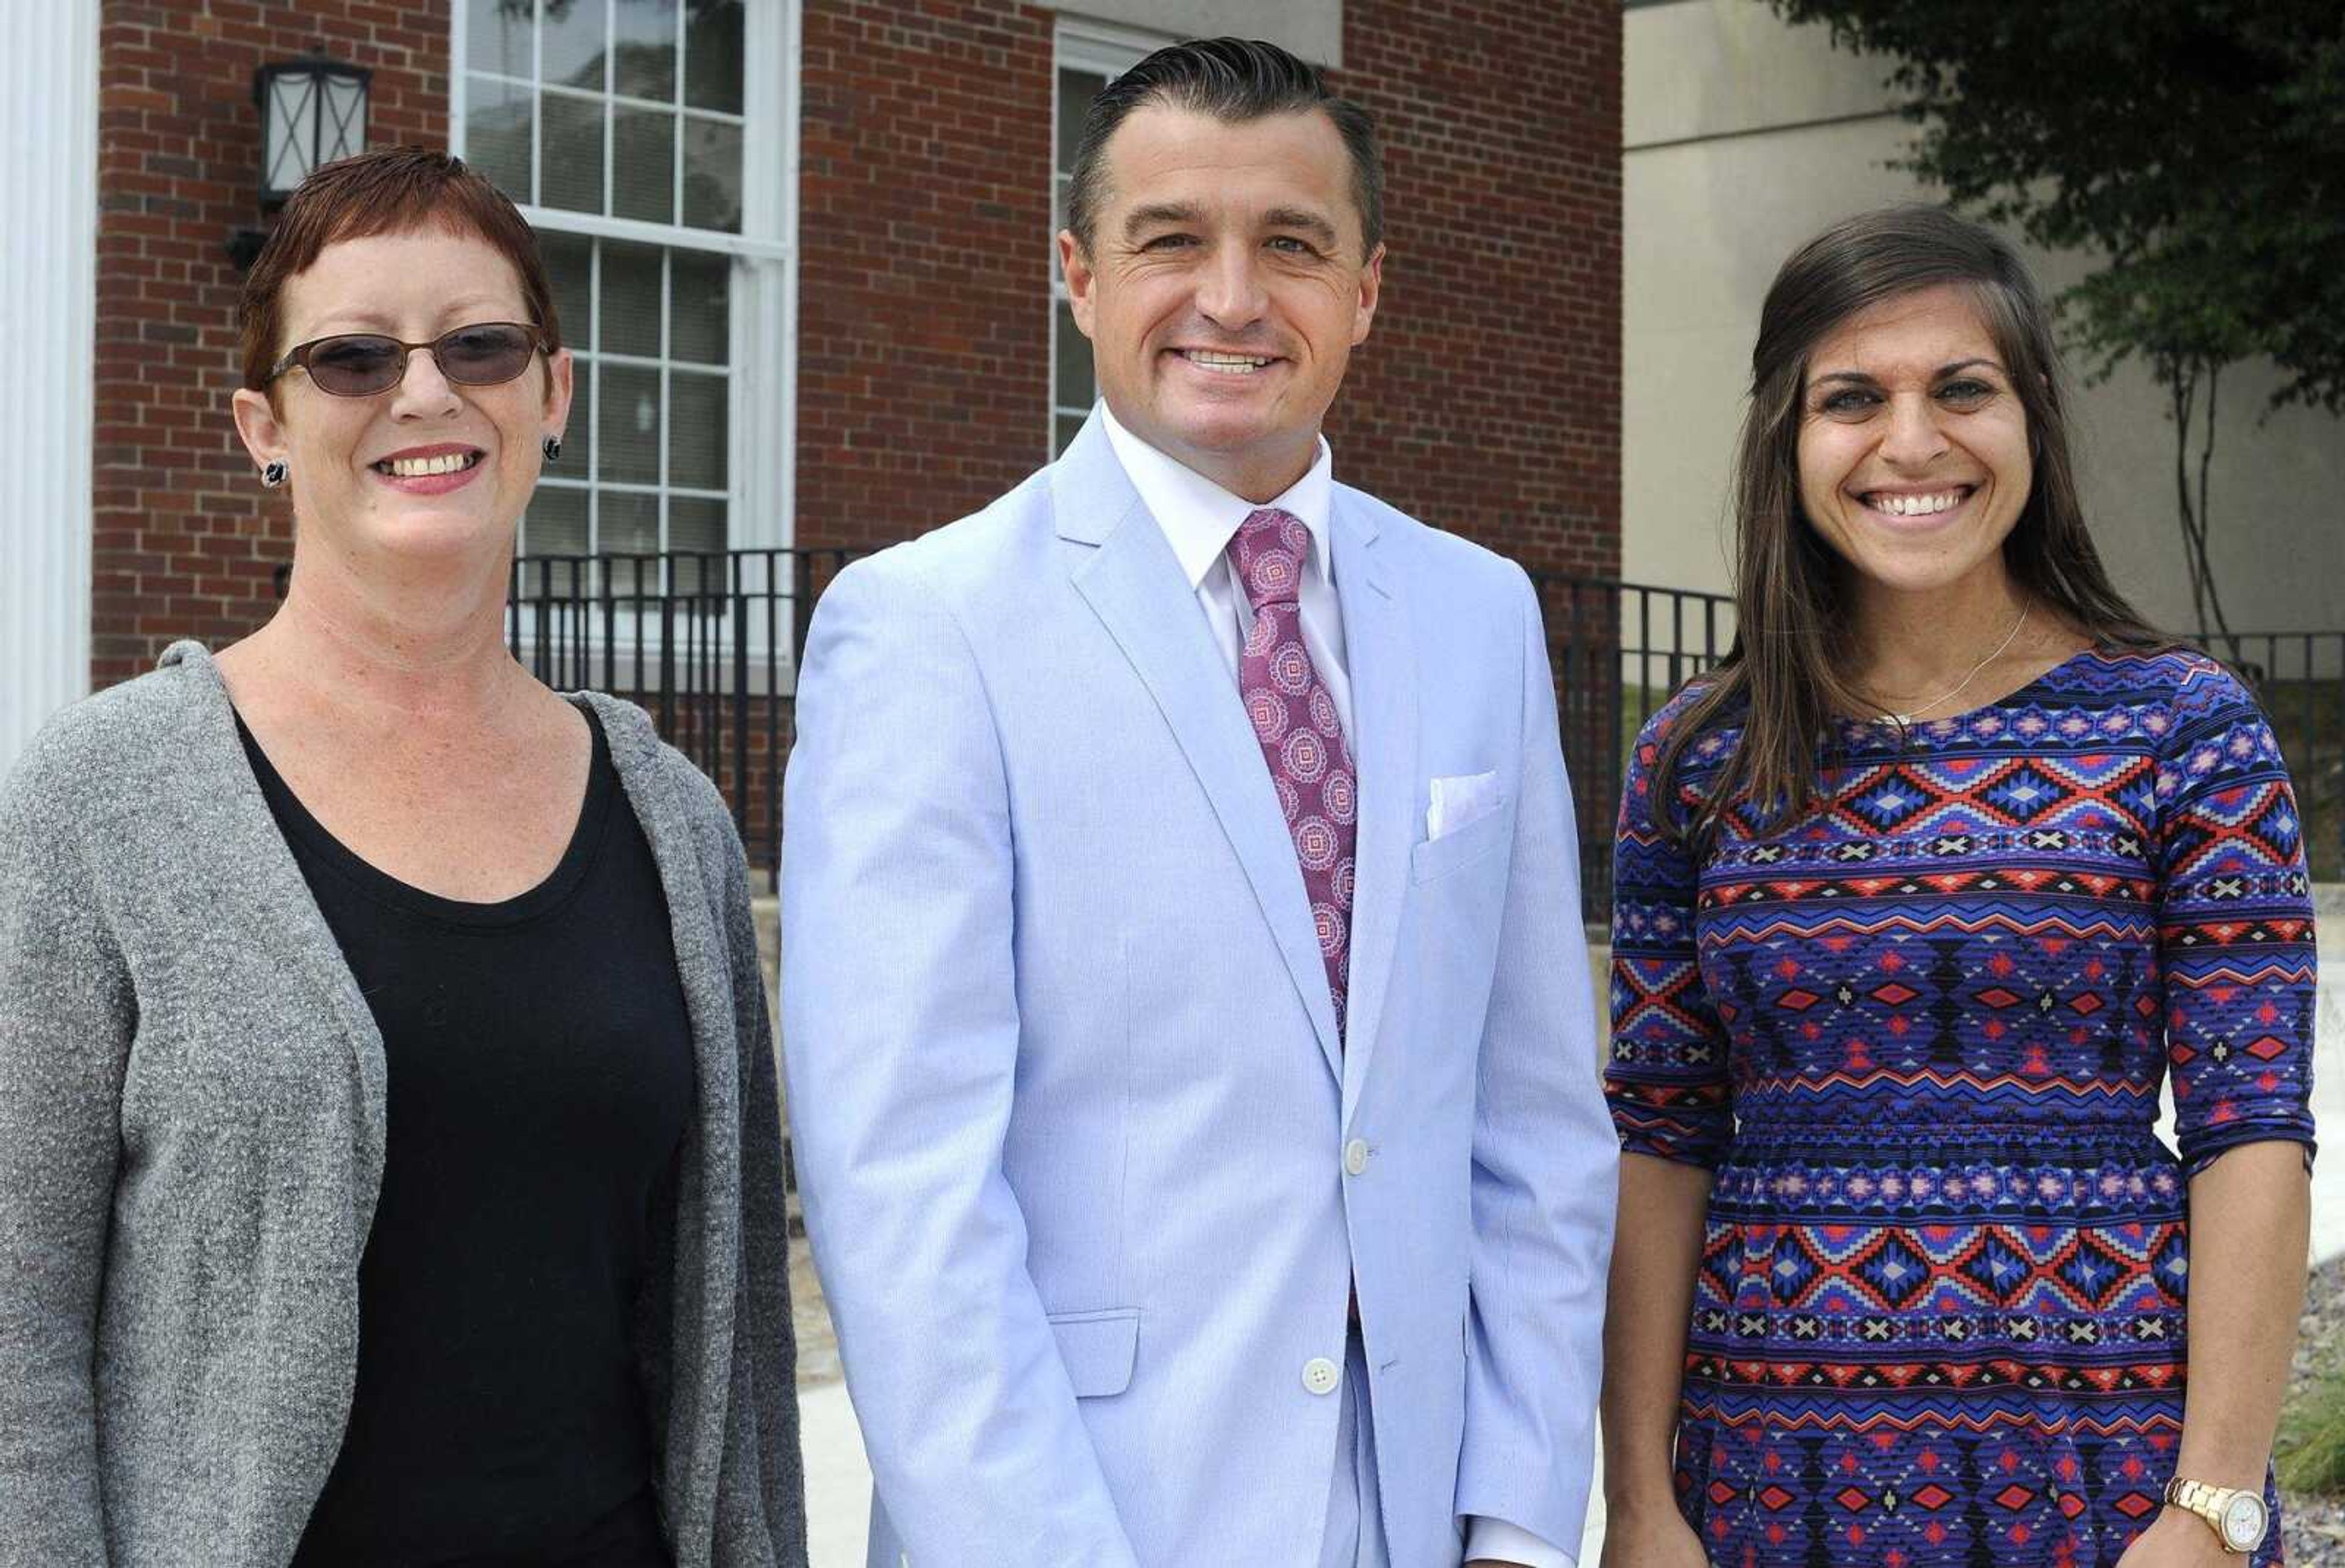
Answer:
[{"left": 781, "top": 413, "right": 1618, "bottom": 1567}]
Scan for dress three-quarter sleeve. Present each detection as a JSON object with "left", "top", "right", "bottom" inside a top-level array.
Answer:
[
  {"left": 1605, "top": 696, "right": 1736, "bottom": 1169},
  {"left": 2153, "top": 659, "right": 2319, "bottom": 1175}
]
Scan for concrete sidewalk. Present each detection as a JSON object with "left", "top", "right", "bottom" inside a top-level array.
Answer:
[{"left": 798, "top": 1381, "right": 868, "bottom": 1566}]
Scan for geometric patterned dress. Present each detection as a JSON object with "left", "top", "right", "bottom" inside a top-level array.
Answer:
[{"left": 1606, "top": 647, "right": 2318, "bottom": 1567}]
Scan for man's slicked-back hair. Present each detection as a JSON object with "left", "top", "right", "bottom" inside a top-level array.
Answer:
[{"left": 1065, "top": 37, "right": 1383, "bottom": 259}]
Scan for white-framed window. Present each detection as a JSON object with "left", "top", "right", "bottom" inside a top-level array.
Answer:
[
  {"left": 453, "top": 0, "right": 797, "bottom": 565},
  {"left": 1050, "top": 23, "right": 1160, "bottom": 459}
]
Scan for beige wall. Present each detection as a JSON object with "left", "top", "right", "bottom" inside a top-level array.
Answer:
[{"left": 1623, "top": 0, "right": 2345, "bottom": 639}]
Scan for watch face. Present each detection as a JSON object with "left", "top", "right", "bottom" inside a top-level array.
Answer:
[{"left": 2222, "top": 1492, "right": 2267, "bottom": 1550}]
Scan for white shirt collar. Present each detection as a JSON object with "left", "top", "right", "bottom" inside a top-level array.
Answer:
[{"left": 1096, "top": 402, "right": 1336, "bottom": 593}]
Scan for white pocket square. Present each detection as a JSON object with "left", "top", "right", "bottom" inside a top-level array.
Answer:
[{"left": 1426, "top": 770, "right": 1503, "bottom": 841}]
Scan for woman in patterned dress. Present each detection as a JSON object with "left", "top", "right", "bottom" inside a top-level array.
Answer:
[{"left": 1597, "top": 206, "right": 2316, "bottom": 1568}]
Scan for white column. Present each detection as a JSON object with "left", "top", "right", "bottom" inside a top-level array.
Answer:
[{"left": 1, "top": 0, "right": 98, "bottom": 777}]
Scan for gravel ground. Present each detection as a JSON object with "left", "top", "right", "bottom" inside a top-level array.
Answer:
[{"left": 2286, "top": 1254, "right": 2345, "bottom": 1566}]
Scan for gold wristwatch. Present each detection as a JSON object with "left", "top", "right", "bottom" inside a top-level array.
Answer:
[{"left": 2163, "top": 1476, "right": 2269, "bottom": 1555}]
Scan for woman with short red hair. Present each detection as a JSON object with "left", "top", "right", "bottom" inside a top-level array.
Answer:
[{"left": 0, "top": 147, "right": 804, "bottom": 1567}]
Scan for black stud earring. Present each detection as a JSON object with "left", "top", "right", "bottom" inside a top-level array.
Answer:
[
  {"left": 541, "top": 435, "right": 563, "bottom": 463},
  {"left": 262, "top": 459, "right": 289, "bottom": 488}
]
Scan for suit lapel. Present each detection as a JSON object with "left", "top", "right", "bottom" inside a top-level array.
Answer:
[
  {"left": 1328, "top": 497, "right": 1414, "bottom": 1121},
  {"left": 1056, "top": 415, "right": 1345, "bottom": 1081}
]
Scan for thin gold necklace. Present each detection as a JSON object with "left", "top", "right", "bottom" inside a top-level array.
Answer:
[{"left": 1877, "top": 604, "right": 2030, "bottom": 727}]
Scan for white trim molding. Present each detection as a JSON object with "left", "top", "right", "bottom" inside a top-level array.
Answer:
[{"left": 2, "top": 0, "right": 97, "bottom": 772}]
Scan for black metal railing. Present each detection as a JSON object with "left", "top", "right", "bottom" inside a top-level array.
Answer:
[
  {"left": 492, "top": 549, "right": 2341, "bottom": 913},
  {"left": 504, "top": 548, "right": 861, "bottom": 884},
  {"left": 1533, "top": 575, "right": 1737, "bottom": 918}
]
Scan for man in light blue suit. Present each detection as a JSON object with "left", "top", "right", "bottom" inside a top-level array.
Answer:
[{"left": 782, "top": 38, "right": 1617, "bottom": 1568}]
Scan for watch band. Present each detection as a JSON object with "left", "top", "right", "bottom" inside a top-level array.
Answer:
[{"left": 2164, "top": 1476, "right": 2263, "bottom": 1554}]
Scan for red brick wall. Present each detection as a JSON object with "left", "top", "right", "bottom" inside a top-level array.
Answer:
[
  {"left": 92, "top": 0, "right": 1617, "bottom": 675},
  {"left": 1329, "top": 0, "right": 1621, "bottom": 579},
  {"left": 793, "top": 1, "right": 1058, "bottom": 553},
  {"left": 791, "top": 0, "right": 1622, "bottom": 580},
  {"left": 91, "top": 1, "right": 449, "bottom": 689}
]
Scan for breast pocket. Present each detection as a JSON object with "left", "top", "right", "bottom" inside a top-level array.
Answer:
[
  {"left": 1404, "top": 799, "right": 1512, "bottom": 1001},
  {"left": 1409, "top": 800, "right": 1511, "bottom": 885}
]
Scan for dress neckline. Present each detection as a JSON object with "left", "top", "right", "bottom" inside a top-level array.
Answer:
[{"left": 1836, "top": 642, "right": 2111, "bottom": 742}]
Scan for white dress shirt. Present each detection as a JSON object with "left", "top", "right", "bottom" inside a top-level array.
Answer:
[
  {"left": 1099, "top": 403, "right": 1353, "bottom": 742},
  {"left": 1097, "top": 404, "right": 1575, "bottom": 1568}
]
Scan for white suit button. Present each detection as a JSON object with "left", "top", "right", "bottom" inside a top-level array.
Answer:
[
  {"left": 1343, "top": 1138, "right": 1370, "bottom": 1176},
  {"left": 1302, "top": 1357, "right": 1340, "bottom": 1396}
]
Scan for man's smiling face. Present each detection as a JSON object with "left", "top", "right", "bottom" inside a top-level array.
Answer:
[{"left": 1058, "top": 103, "right": 1383, "bottom": 502}]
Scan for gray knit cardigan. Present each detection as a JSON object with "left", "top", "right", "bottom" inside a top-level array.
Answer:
[{"left": 0, "top": 642, "right": 806, "bottom": 1567}]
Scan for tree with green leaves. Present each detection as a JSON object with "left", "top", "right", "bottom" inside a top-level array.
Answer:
[{"left": 1770, "top": 0, "right": 2345, "bottom": 643}]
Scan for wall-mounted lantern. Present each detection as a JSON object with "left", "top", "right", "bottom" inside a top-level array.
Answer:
[{"left": 228, "top": 53, "right": 372, "bottom": 270}]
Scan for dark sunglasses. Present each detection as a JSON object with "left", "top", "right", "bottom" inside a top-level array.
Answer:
[{"left": 266, "top": 321, "right": 547, "bottom": 398}]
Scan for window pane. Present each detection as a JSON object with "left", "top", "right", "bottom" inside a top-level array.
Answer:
[
  {"left": 524, "top": 482, "right": 588, "bottom": 556},
  {"left": 612, "top": 107, "right": 677, "bottom": 224},
  {"left": 540, "top": 92, "right": 605, "bottom": 213},
  {"left": 685, "top": 0, "right": 744, "bottom": 113},
  {"left": 1053, "top": 299, "right": 1093, "bottom": 413},
  {"left": 681, "top": 115, "right": 742, "bottom": 232},
  {"left": 600, "top": 365, "right": 663, "bottom": 484},
  {"left": 468, "top": 0, "right": 532, "bottom": 78},
  {"left": 1054, "top": 413, "right": 1086, "bottom": 458},
  {"left": 542, "top": 0, "right": 608, "bottom": 92},
  {"left": 600, "top": 490, "right": 661, "bottom": 555},
  {"left": 670, "top": 250, "right": 729, "bottom": 363},
  {"left": 613, "top": 0, "right": 679, "bottom": 101},
  {"left": 1056, "top": 68, "right": 1100, "bottom": 174},
  {"left": 669, "top": 371, "right": 727, "bottom": 491},
  {"left": 602, "top": 241, "right": 664, "bottom": 357},
  {"left": 465, "top": 75, "right": 534, "bottom": 203},
  {"left": 540, "top": 229, "right": 594, "bottom": 350},
  {"left": 669, "top": 494, "right": 725, "bottom": 554},
  {"left": 669, "top": 495, "right": 725, "bottom": 592}
]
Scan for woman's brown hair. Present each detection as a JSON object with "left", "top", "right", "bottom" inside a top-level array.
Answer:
[
  {"left": 238, "top": 146, "right": 561, "bottom": 398},
  {"left": 1653, "top": 204, "right": 2165, "bottom": 849}
]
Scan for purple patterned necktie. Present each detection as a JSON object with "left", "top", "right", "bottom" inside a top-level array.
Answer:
[{"left": 1229, "top": 507, "right": 1358, "bottom": 1042}]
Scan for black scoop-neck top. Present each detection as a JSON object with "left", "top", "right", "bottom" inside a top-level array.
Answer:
[{"left": 239, "top": 707, "right": 691, "bottom": 1567}]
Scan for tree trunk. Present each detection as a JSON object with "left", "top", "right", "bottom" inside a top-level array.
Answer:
[{"left": 2165, "top": 354, "right": 2236, "bottom": 652}]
